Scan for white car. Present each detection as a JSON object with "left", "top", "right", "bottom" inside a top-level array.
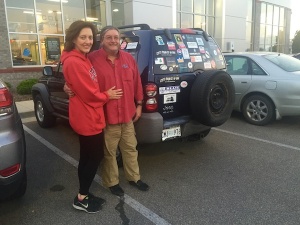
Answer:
[{"left": 224, "top": 52, "right": 300, "bottom": 125}]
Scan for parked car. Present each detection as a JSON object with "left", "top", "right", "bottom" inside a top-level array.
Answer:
[
  {"left": 224, "top": 52, "right": 300, "bottom": 125},
  {"left": 32, "top": 24, "right": 234, "bottom": 144},
  {"left": 292, "top": 53, "right": 300, "bottom": 60},
  {"left": 0, "top": 79, "right": 27, "bottom": 201}
]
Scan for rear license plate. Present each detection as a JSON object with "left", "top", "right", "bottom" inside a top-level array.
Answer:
[{"left": 162, "top": 126, "right": 181, "bottom": 141}]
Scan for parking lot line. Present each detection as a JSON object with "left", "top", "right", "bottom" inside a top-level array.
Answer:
[
  {"left": 213, "top": 128, "right": 300, "bottom": 151},
  {"left": 23, "top": 124, "right": 172, "bottom": 225}
]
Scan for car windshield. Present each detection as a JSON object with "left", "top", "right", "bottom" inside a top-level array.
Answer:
[{"left": 263, "top": 54, "right": 300, "bottom": 72}]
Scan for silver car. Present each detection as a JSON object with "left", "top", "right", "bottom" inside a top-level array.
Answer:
[
  {"left": 0, "top": 79, "right": 27, "bottom": 201},
  {"left": 224, "top": 52, "right": 300, "bottom": 125}
]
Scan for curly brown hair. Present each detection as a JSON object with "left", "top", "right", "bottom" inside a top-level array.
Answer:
[{"left": 64, "top": 20, "right": 97, "bottom": 52}]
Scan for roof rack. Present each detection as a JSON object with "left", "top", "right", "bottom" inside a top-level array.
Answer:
[{"left": 118, "top": 24, "right": 151, "bottom": 30}]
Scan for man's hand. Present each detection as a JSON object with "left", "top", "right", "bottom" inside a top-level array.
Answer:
[
  {"left": 133, "top": 105, "right": 142, "bottom": 122},
  {"left": 64, "top": 83, "right": 75, "bottom": 97},
  {"left": 106, "top": 86, "right": 123, "bottom": 100}
]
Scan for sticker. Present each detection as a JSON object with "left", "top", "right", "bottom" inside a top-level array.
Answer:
[
  {"left": 186, "top": 35, "right": 195, "bottom": 41},
  {"left": 211, "top": 60, "right": 216, "bottom": 69},
  {"left": 159, "top": 76, "right": 180, "bottom": 83},
  {"left": 169, "top": 67, "right": 174, "bottom": 72},
  {"left": 199, "top": 46, "right": 205, "bottom": 53},
  {"left": 167, "top": 41, "right": 176, "bottom": 50},
  {"left": 181, "top": 48, "right": 190, "bottom": 59},
  {"left": 126, "top": 42, "right": 138, "bottom": 49},
  {"left": 196, "top": 38, "right": 204, "bottom": 46},
  {"left": 177, "top": 49, "right": 182, "bottom": 55},
  {"left": 190, "top": 56, "right": 202, "bottom": 62},
  {"left": 188, "top": 62, "right": 193, "bottom": 69},
  {"left": 178, "top": 63, "right": 188, "bottom": 73},
  {"left": 166, "top": 57, "right": 177, "bottom": 67},
  {"left": 180, "top": 81, "right": 188, "bottom": 88},
  {"left": 204, "top": 61, "right": 212, "bottom": 69},
  {"left": 161, "top": 51, "right": 176, "bottom": 56},
  {"left": 155, "top": 36, "right": 165, "bottom": 45},
  {"left": 160, "top": 65, "right": 167, "bottom": 70},
  {"left": 187, "top": 42, "right": 198, "bottom": 48},
  {"left": 213, "top": 50, "right": 217, "bottom": 55},
  {"left": 120, "top": 41, "right": 127, "bottom": 50},
  {"left": 205, "top": 51, "right": 211, "bottom": 59},
  {"left": 189, "top": 48, "right": 201, "bottom": 56},
  {"left": 164, "top": 94, "right": 177, "bottom": 104},
  {"left": 155, "top": 58, "right": 165, "bottom": 64},
  {"left": 174, "top": 34, "right": 183, "bottom": 43},
  {"left": 176, "top": 55, "right": 184, "bottom": 63}
]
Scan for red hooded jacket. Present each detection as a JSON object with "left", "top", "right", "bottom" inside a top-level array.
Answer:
[{"left": 61, "top": 49, "right": 109, "bottom": 135}]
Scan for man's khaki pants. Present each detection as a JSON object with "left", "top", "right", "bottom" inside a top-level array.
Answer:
[{"left": 101, "top": 121, "right": 141, "bottom": 187}]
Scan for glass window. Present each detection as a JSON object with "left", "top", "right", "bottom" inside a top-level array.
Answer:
[
  {"left": 265, "top": 25, "right": 272, "bottom": 45},
  {"left": 6, "top": 0, "right": 34, "bottom": 8},
  {"left": 273, "top": 6, "right": 279, "bottom": 26},
  {"left": 181, "top": 13, "right": 193, "bottom": 28},
  {"left": 62, "top": 0, "right": 85, "bottom": 31},
  {"left": 279, "top": 8, "right": 285, "bottom": 27},
  {"left": 225, "top": 57, "right": 248, "bottom": 75},
  {"left": 246, "top": 0, "right": 253, "bottom": 22},
  {"left": 266, "top": 4, "right": 273, "bottom": 25},
  {"left": 194, "top": 0, "right": 205, "bottom": 14},
  {"left": 207, "top": 0, "right": 214, "bottom": 16},
  {"left": 251, "top": 61, "right": 266, "bottom": 75},
  {"left": 181, "top": 0, "right": 193, "bottom": 13},
  {"left": 260, "top": 3, "right": 266, "bottom": 24},
  {"left": 36, "top": 0, "right": 63, "bottom": 34},
  {"left": 194, "top": 15, "right": 205, "bottom": 29},
  {"left": 206, "top": 16, "right": 214, "bottom": 35},
  {"left": 112, "top": 0, "right": 125, "bottom": 27},
  {"left": 264, "top": 54, "right": 300, "bottom": 72},
  {"left": 6, "top": 8, "right": 37, "bottom": 33},
  {"left": 272, "top": 25, "right": 278, "bottom": 46},
  {"left": 245, "top": 21, "right": 252, "bottom": 51},
  {"left": 40, "top": 35, "right": 64, "bottom": 65},
  {"left": 10, "top": 34, "right": 40, "bottom": 66},
  {"left": 86, "top": 0, "right": 106, "bottom": 31}
]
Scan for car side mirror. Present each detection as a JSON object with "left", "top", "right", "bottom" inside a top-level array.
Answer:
[{"left": 43, "top": 66, "right": 53, "bottom": 76}]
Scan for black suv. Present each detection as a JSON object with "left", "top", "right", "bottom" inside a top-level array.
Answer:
[{"left": 32, "top": 24, "right": 234, "bottom": 144}]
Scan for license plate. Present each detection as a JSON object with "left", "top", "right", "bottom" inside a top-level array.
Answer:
[{"left": 162, "top": 126, "right": 181, "bottom": 141}]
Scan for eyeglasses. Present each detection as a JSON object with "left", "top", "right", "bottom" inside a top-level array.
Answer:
[{"left": 104, "top": 36, "right": 120, "bottom": 41}]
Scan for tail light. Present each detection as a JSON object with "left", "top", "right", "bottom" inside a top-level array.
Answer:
[
  {"left": 144, "top": 83, "right": 158, "bottom": 112},
  {"left": 0, "top": 87, "right": 13, "bottom": 116},
  {"left": 0, "top": 163, "right": 20, "bottom": 177}
]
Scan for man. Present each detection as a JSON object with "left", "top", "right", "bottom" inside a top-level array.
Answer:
[{"left": 65, "top": 25, "right": 149, "bottom": 197}]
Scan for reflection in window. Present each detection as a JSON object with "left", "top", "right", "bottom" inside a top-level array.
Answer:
[
  {"left": 63, "top": 0, "right": 85, "bottom": 30},
  {"left": 40, "top": 36, "right": 64, "bottom": 65},
  {"left": 181, "top": 13, "right": 193, "bottom": 28},
  {"left": 181, "top": 0, "right": 193, "bottom": 12},
  {"left": 10, "top": 34, "right": 40, "bottom": 66},
  {"left": 194, "top": 0, "right": 205, "bottom": 14},
  {"left": 86, "top": 0, "right": 106, "bottom": 31},
  {"left": 36, "top": 0, "right": 63, "bottom": 34},
  {"left": 7, "top": 8, "right": 36, "bottom": 33},
  {"left": 112, "top": 0, "right": 125, "bottom": 27}
]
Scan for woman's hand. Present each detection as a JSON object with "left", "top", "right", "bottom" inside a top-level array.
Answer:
[
  {"left": 106, "top": 86, "right": 123, "bottom": 100},
  {"left": 64, "top": 83, "right": 75, "bottom": 97}
]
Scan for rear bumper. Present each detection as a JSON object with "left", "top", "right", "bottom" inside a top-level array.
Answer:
[
  {"left": 0, "top": 117, "right": 26, "bottom": 200},
  {"left": 134, "top": 112, "right": 210, "bottom": 144}
]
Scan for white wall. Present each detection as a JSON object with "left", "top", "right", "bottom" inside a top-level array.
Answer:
[{"left": 124, "top": 0, "right": 173, "bottom": 28}]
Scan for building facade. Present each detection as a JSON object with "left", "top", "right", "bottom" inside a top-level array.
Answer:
[{"left": 0, "top": 0, "right": 292, "bottom": 86}]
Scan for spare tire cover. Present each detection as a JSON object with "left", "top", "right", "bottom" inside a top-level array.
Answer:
[{"left": 190, "top": 70, "right": 235, "bottom": 127}]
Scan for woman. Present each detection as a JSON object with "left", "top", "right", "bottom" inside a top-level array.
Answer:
[{"left": 61, "top": 20, "right": 122, "bottom": 213}]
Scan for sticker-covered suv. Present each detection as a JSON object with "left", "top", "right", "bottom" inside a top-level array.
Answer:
[{"left": 32, "top": 24, "right": 234, "bottom": 144}]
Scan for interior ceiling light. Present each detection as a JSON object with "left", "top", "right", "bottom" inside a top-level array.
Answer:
[
  {"left": 113, "top": 9, "right": 119, "bottom": 12},
  {"left": 48, "top": 0, "right": 69, "bottom": 3}
]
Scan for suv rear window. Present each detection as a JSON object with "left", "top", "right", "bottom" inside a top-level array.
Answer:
[{"left": 153, "top": 33, "right": 225, "bottom": 74}]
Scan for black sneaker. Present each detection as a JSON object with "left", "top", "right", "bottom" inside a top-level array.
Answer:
[
  {"left": 129, "top": 180, "right": 149, "bottom": 191},
  {"left": 73, "top": 195, "right": 101, "bottom": 213},
  {"left": 109, "top": 184, "right": 124, "bottom": 197},
  {"left": 88, "top": 193, "right": 106, "bottom": 207}
]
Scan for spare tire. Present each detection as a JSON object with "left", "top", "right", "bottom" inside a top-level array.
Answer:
[{"left": 190, "top": 70, "right": 235, "bottom": 127}]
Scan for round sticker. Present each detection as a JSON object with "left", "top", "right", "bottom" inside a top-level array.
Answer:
[
  {"left": 177, "top": 49, "right": 182, "bottom": 55},
  {"left": 169, "top": 67, "right": 173, "bottom": 72},
  {"left": 120, "top": 42, "right": 127, "bottom": 50},
  {"left": 188, "top": 62, "right": 193, "bottom": 69},
  {"left": 160, "top": 65, "right": 167, "bottom": 70},
  {"left": 180, "top": 81, "right": 188, "bottom": 88}
]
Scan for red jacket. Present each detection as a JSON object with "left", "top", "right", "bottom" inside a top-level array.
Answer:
[
  {"left": 61, "top": 49, "right": 109, "bottom": 135},
  {"left": 88, "top": 48, "right": 143, "bottom": 124}
]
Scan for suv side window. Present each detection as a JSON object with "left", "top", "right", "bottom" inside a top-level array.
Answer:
[{"left": 153, "top": 33, "right": 225, "bottom": 75}]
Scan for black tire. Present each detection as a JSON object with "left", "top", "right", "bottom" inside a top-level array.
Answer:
[
  {"left": 190, "top": 70, "right": 235, "bottom": 127},
  {"left": 242, "top": 95, "right": 275, "bottom": 126},
  {"left": 34, "top": 94, "right": 56, "bottom": 128},
  {"left": 10, "top": 170, "right": 27, "bottom": 199}
]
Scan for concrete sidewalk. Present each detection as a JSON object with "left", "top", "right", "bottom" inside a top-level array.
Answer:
[{"left": 16, "top": 100, "right": 34, "bottom": 113}]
